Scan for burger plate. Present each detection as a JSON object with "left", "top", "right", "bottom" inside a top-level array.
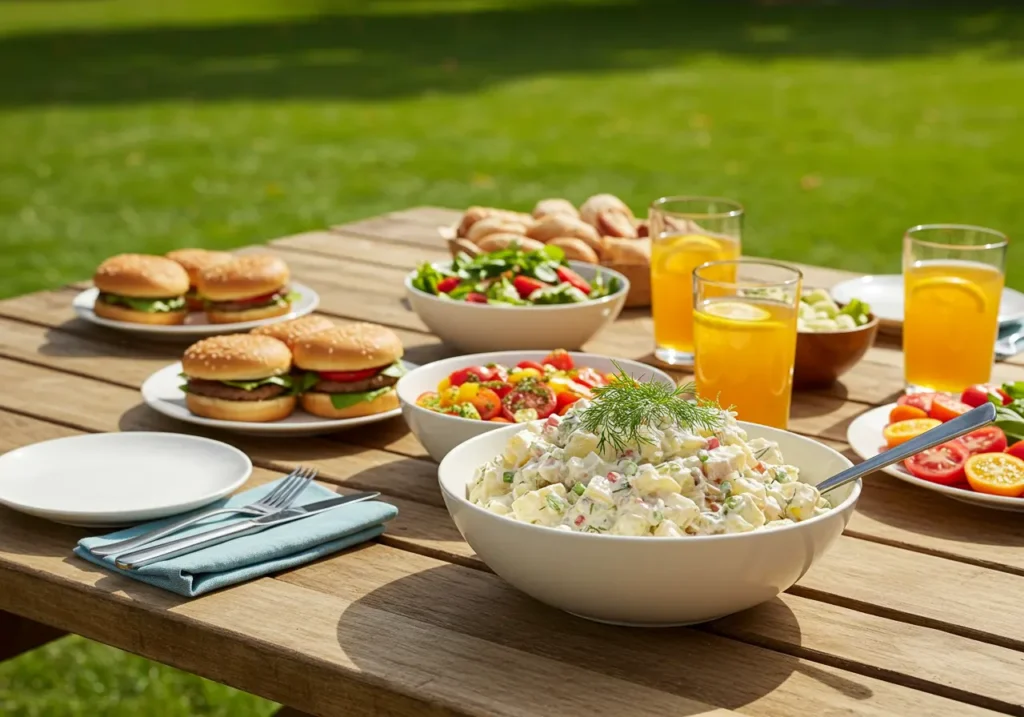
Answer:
[
  {"left": 141, "top": 360, "right": 415, "bottom": 437},
  {"left": 72, "top": 282, "right": 320, "bottom": 341}
]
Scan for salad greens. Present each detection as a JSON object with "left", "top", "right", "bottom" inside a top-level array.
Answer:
[
  {"left": 99, "top": 293, "right": 186, "bottom": 313},
  {"left": 994, "top": 381, "right": 1024, "bottom": 441}
]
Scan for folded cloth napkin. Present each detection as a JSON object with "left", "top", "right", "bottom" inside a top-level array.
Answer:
[{"left": 75, "top": 479, "right": 398, "bottom": 597}]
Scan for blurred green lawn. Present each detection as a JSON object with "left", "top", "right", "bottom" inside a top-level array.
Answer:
[{"left": 1, "top": 0, "right": 1023, "bottom": 713}]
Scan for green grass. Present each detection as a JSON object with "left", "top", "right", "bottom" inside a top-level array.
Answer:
[{"left": 1, "top": 0, "right": 1023, "bottom": 712}]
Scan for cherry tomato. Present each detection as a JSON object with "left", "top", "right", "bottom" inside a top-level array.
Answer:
[
  {"left": 436, "top": 276, "right": 460, "bottom": 294},
  {"left": 1007, "top": 440, "right": 1024, "bottom": 461},
  {"left": 516, "top": 360, "right": 546, "bottom": 372},
  {"left": 320, "top": 368, "right": 379, "bottom": 382},
  {"left": 542, "top": 349, "right": 574, "bottom": 372},
  {"left": 555, "top": 266, "right": 591, "bottom": 295},
  {"left": 889, "top": 405, "right": 928, "bottom": 423},
  {"left": 958, "top": 426, "right": 1008, "bottom": 455},
  {"left": 416, "top": 391, "right": 439, "bottom": 407},
  {"left": 485, "top": 381, "right": 514, "bottom": 399},
  {"left": 883, "top": 418, "right": 941, "bottom": 448},
  {"left": 904, "top": 440, "right": 969, "bottom": 485},
  {"left": 448, "top": 365, "right": 495, "bottom": 386},
  {"left": 960, "top": 384, "right": 1012, "bottom": 407},
  {"left": 554, "top": 391, "right": 581, "bottom": 414},
  {"left": 489, "top": 364, "right": 509, "bottom": 382},
  {"left": 513, "top": 276, "right": 547, "bottom": 299},
  {"left": 965, "top": 452, "right": 1024, "bottom": 497},
  {"left": 502, "top": 382, "right": 557, "bottom": 421},
  {"left": 898, "top": 392, "right": 939, "bottom": 413},
  {"left": 929, "top": 395, "right": 972, "bottom": 422},
  {"left": 574, "top": 367, "right": 606, "bottom": 389},
  {"left": 469, "top": 388, "right": 502, "bottom": 420},
  {"left": 465, "top": 292, "right": 489, "bottom": 304}
]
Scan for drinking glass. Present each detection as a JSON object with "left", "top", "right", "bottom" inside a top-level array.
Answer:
[
  {"left": 903, "top": 224, "right": 1007, "bottom": 393},
  {"left": 693, "top": 260, "right": 802, "bottom": 429},
  {"left": 649, "top": 197, "right": 743, "bottom": 366}
]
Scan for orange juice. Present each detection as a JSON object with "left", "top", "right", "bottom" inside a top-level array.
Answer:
[
  {"left": 903, "top": 260, "right": 1003, "bottom": 392},
  {"left": 693, "top": 299, "right": 798, "bottom": 428},
  {"left": 651, "top": 234, "right": 739, "bottom": 358}
]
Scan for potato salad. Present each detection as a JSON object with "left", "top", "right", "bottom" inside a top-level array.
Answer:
[{"left": 467, "top": 400, "right": 831, "bottom": 536}]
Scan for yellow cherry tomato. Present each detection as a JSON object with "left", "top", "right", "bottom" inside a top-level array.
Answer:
[
  {"left": 964, "top": 453, "right": 1024, "bottom": 497},
  {"left": 437, "top": 376, "right": 451, "bottom": 393},
  {"left": 438, "top": 386, "right": 461, "bottom": 407},
  {"left": 456, "top": 382, "right": 480, "bottom": 403},
  {"left": 882, "top": 418, "right": 941, "bottom": 448},
  {"left": 508, "top": 367, "right": 542, "bottom": 384}
]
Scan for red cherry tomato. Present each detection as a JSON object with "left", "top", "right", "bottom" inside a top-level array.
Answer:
[
  {"left": 502, "top": 382, "right": 557, "bottom": 421},
  {"left": 898, "top": 392, "right": 939, "bottom": 413},
  {"left": 904, "top": 440, "right": 969, "bottom": 485},
  {"left": 516, "top": 360, "right": 546, "bottom": 372},
  {"left": 448, "top": 365, "right": 495, "bottom": 386},
  {"left": 958, "top": 426, "right": 1008, "bottom": 455},
  {"left": 929, "top": 395, "right": 972, "bottom": 422},
  {"left": 319, "top": 368, "right": 379, "bottom": 382},
  {"left": 469, "top": 388, "right": 502, "bottom": 420},
  {"left": 436, "top": 276, "right": 460, "bottom": 294},
  {"left": 512, "top": 276, "right": 547, "bottom": 299},
  {"left": 960, "top": 384, "right": 1012, "bottom": 408},
  {"left": 573, "top": 367, "right": 606, "bottom": 389},
  {"left": 555, "top": 266, "right": 591, "bottom": 295},
  {"left": 554, "top": 391, "right": 581, "bottom": 414},
  {"left": 489, "top": 364, "right": 509, "bottom": 382},
  {"left": 1007, "top": 440, "right": 1024, "bottom": 461},
  {"left": 465, "top": 292, "right": 489, "bottom": 304},
  {"left": 487, "top": 381, "right": 514, "bottom": 399},
  {"left": 542, "top": 349, "right": 574, "bottom": 372}
]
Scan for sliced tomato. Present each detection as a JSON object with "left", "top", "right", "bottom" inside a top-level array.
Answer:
[
  {"left": 573, "top": 367, "right": 606, "bottom": 389},
  {"left": 542, "top": 349, "right": 574, "bottom": 372},
  {"left": 958, "top": 426, "right": 1008, "bottom": 455},
  {"left": 904, "top": 440, "right": 969, "bottom": 485},
  {"left": 469, "top": 388, "right": 502, "bottom": 420},
  {"left": 436, "top": 276, "right": 460, "bottom": 294},
  {"left": 416, "top": 391, "right": 439, "bottom": 407},
  {"left": 554, "top": 391, "right": 581, "bottom": 414},
  {"left": 465, "top": 292, "right": 489, "bottom": 304},
  {"left": 488, "top": 364, "right": 509, "bottom": 382},
  {"left": 516, "top": 360, "right": 546, "bottom": 372},
  {"left": 231, "top": 290, "right": 282, "bottom": 305},
  {"left": 555, "top": 266, "right": 591, "bottom": 295},
  {"left": 960, "top": 384, "right": 1012, "bottom": 407},
  {"left": 513, "top": 276, "right": 547, "bottom": 299},
  {"left": 889, "top": 405, "right": 928, "bottom": 423},
  {"left": 320, "top": 368, "right": 379, "bottom": 382},
  {"left": 897, "top": 392, "right": 939, "bottom": 413},
  {"left": 502, "top": 382, "right": 557, "bottom": 421},
  {"left": 883, "top": 418, "right": 941, "bottom": 448},
  {"left": 448, "top": 365, "right": 496, "bottom": 386},
  {"left": 965, "top": 452, "right": 1024, "bottom": 497},
  {"left": 1008, "top": 441, "right": 1024, "bottom": 461},
  {"left": 929, "top": 395, "right": 972, "bottom": 422}
]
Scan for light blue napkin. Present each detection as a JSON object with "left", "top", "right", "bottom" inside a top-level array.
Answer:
[{"left": 75, "top": 479, "right": 398, "bottom": 597}]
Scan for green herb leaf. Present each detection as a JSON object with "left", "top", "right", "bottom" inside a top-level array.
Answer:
[
  {"left": 545, "top": 494, "right": 566, "bottom": 513},
  {"left": 503, "top": 471, "right": 515, "bottom": 483},
  {"left": 1003, "top": 382, "right": 1024, "bottom": 401},
  {"left": 572, "top": 482, "right": 586, "bottom": 496}
]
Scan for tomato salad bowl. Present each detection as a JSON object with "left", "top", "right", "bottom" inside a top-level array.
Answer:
[{"left": 396, "top": 351, "right": 674, "bottom": 461}]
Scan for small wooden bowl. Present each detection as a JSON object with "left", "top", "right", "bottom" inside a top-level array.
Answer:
[{"left": 794, "top": 314, "right": 879, "bottom": 388}]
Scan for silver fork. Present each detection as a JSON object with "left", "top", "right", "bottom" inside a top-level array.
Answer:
[{"left": 91, "top": 466, "right": 318, "bottom": 557}]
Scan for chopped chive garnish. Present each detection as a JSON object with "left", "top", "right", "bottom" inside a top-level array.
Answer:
[{"left": 502, "top": 471, "right": 514, "bottom": 483}]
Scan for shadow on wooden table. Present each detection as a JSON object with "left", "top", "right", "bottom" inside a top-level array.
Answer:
[
  {"left": 331, "top": 560, "right": 872, "bottom": 711},
  {"left": 41, "top": 321, "right": 185, "bottom": 359}
]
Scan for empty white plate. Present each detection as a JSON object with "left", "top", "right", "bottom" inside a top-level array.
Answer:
[
  {"left": 846, "top": 404, "right": 1024, "bottom": 513},
  {"left": 72, "top": 282, "right": 320, "bottom": 341},
  {"left": 0, "top": 432, "right": 252, "bottom": 527},
  {"left": 141, "top": 361, "right": 412, "bottom": 437},
  {"left": 830, "top": 275, "right": 1024, "bottom": 332}
]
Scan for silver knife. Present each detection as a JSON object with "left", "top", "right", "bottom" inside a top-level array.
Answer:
[{"left": 113, "top": 492, "right": 380, "bottom": 570}]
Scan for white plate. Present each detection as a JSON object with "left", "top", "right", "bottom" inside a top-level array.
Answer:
[
  {"left": 846, "top": 403, "right": 1024, "bottom": 512},
  {"left": 72, "top": 283, "right": 320, "bottom": 341},
  {"left": 142, "top": 361, "right": 412, "bottom": 437},
  {"left": 830, "top": 275, "right": 1024, "bottom": 330},
  {"left": 0, "top": 432, "right": 251, "bottom": 527}
]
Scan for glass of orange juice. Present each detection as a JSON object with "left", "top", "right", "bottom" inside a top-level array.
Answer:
[
  {"left": 692, "top": 260, "right": 802, "bottom": 429},
  {"left": 903, "top": 224, "right": 1008, "bottom": 393},
  {"left": 649, "top": 197, "right": 743, "bottom": 366}
]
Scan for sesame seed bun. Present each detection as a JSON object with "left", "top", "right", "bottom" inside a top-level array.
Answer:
[
  {"left": 93, "top": 301, "right": 188, "bottom": 325},
  {"left": 93, "top": 254, "right": 190, "bottom": 298},
  {"left": 196, "top": 254, "right": 289, "bottom": 301},
  {"left": 186, "top": 393, "right": 297, "bottom": 422},
  {"left": 205, "top": 302, "right": 292, "bottom": 325},
  {"left": 250, "top": 315, "right": 335, "bottom": 350},
  {"left": 300, "top": 390, "right": 399, "bottom": 419},
  {"left": 182, "top": 334, "right": 292, "bottom": 381},
  {"left": 292, "top": 323, "right": 403, "bottom": 372},
  {"left": 166, "top": 248, "right": 234, "bottom": 286}
]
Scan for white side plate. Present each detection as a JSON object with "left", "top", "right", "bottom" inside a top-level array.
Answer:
[
  {"left": 0, "top": 432, "right": 252, "bottom": 527},
  {"left": 142, "top": 361, "right": 413, "bottom": 437},
  {"left": 72, "top": 283, "right": 320, "bottom": 341},
  {"left": 846, "top": 403, "right": 1024, "bottom": 512}
]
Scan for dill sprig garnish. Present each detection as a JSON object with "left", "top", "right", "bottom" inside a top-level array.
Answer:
[{"left": 578, "top": 364, "right": 724, "bottom": 454}]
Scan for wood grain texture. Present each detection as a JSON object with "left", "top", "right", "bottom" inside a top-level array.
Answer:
[{"left": 0, "top": 610, "right": 66, "bottom": 662}]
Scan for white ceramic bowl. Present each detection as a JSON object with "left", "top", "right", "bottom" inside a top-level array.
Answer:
[
  {"left": 397, "top": 351, "right": 674, "bottom": 462},
  {"left": 404, "top": 261, "right": 629, "bottom": 352},
  {"left": 438, "top": 422, "right": 860, "bottom": 626}
]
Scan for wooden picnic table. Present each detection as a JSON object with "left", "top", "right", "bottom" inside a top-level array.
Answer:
[{"left": 1, "top": 206, "right": 1023, "bottom": 717}]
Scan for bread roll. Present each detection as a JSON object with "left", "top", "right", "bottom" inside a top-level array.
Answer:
[
  {"left": 532, "top": 198, "right": 579, "bottom": 219},
  {"left": 580, "top": 194, "right": 634, "bottom": 227},
  {"left": 600, "top": 237, "right": 651, "bottom": 266},
  {"left": 596, "top": 209, "right": 638, "bottom": 238},
  {"left": 457, "top": 206, "right": 533, "bottom": 237},
  {"left": 466, "top": 216, "right": 531, "bottom": 244},
  {"left": 476, "top": 234, "right": 544, "bottom": 253},
  {"left": 527, "top": 214, "right": 599, "bottom": 244},
  {"left": 548, "top": 237, "right": 599, "bottom": 263}
]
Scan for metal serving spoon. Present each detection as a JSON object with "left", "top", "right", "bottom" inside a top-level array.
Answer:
[{"left": 816, "top": 402, "right": 997, "bottom": 495}]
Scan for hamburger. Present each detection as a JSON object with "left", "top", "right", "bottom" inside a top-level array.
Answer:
[
  {"left": 197, "top": 254, "right": 296, "bottom": 324},
  {"left": 250, "top": 314, "right": 335, "bottom": 350},
  {"left": 166, "top": 248, "right": 234, "bottom": 311},
  {"left": 292, "top": 323, "right": 405, "bottom": 419},
  {"left": 180, "top": 334, "right": 297, "bottom": 422},
  {"left": 92, "top": 254, "right": 190, "bottom": 325}
]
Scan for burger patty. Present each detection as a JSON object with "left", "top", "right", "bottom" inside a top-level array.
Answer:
[
  {"left": 312, "top": 373, "right": 399, "bottom": 394},
  {"left": 206, "top": 289, "right": 288, "bottom": 312},
  {"left": 186, "top": 379, "right": 287, "bottom": 402}
]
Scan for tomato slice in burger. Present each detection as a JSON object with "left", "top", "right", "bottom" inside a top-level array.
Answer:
[
  {"left": 897, "top": 392, "right": 938, "bottom": 414},
  {"left": 502, "top": 382, "right": 557, "bottom": 421},
  {"left": 904, "top": 440, "right": 969, "bottom": 485},
  {"left": 320, "top": 368, "right": 378, "bottom": 382},
  {"left": 957, "top": 426, "right": 1008, "bottom": 455},
  {"left": 929, "top": 395, "right": 972, "bottom": 422}
]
